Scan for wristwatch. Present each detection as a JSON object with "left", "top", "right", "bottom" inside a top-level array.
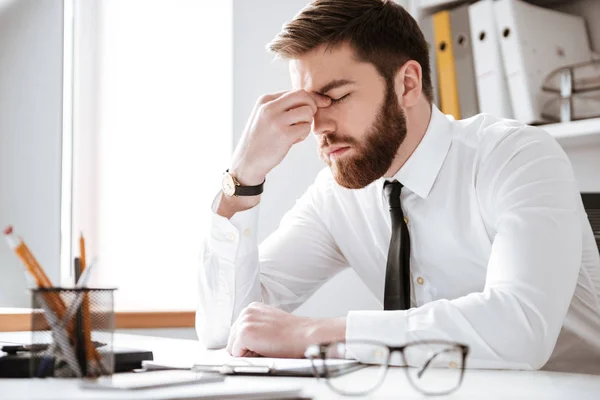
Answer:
[{"left": 221, "top": 170, "right": 265, "bottom": 197}]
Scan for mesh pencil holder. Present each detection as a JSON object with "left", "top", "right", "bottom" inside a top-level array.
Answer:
[{"left": 30, "top": 288, "right": 116, "bottom": 378}]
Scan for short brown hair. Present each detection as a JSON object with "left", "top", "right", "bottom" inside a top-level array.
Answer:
[{"left": 268, "top": 0, "right": 433, "bottom": 103}]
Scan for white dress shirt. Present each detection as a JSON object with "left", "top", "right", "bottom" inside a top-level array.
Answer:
[{"left": 197, "top": 105, "right": 600, "bottom": 374}]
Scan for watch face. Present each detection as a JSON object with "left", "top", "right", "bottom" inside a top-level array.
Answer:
[{"left": 222, "top": 173, "right": 236, "bottom": 197}]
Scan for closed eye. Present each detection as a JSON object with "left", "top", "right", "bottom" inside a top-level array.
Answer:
[{"left": 331, "top": 93, "right": 350, "bottom": 104}]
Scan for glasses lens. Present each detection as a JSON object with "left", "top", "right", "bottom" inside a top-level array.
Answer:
[
  {"left": 403, "top": 342, "right": 465, "bottom": 395},
  {"left": 318, "top": 341, "right": 389, "bottom": 396}
]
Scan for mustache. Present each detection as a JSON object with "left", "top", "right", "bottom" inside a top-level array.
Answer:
[{"left": 319, "top": 133, "right": 359, "bottom": 149}]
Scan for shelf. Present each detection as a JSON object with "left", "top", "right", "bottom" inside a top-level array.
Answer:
[
  {"left": 540, "top": 117, "right": 600, "bottom": 147},
  {"left": 413, "top": 0, "right": 466, "bottom": 15},
  {"left": 412, "top": 0, "right": 575, "bottom": 15}
]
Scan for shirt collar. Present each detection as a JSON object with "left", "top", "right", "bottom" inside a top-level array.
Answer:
[{"left": 381, "top": 104, "right": 453, "bottom": 199}]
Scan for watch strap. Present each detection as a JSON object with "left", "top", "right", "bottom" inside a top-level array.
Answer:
[
  {"left": 226, "top": 169, "right": 265, "bottom": 196},
  {"left": 235, "top": 184, "right": 264, "bottom": 196}
]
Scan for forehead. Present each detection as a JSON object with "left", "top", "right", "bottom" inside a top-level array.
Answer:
[{"left": 289, "top": 43, "right": 378, "bottom": 92}]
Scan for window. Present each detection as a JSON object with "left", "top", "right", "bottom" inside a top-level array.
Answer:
[{"left": 74, "top": 0, "right": 232, "bottom": 311}]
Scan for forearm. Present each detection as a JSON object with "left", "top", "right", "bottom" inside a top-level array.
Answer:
[
  {"left": 307, "top": 317, "right": 347, "bottom": 345},
  {"left": 346, "top": 286, "right": 570, "bottom": 369}
]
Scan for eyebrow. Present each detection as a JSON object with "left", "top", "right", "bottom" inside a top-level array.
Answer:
[{"left": 316, "top": 79, "right": 356, "bottom": 95}]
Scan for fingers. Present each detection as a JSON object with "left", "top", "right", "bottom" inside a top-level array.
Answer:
[
  {"left": 238, "top": 349, "right": 252, "bottom": 357},
  {"left": 272, "top": 90, "right": 331, "bottom": 115},
  {"left": 313, "top": 92, "right": 333, "bottom": 108},
  {"left": 227, "top": 303, "right": 260, "bottom": 356},
  {"left": 231, "top": 337, "right": 247, "bottom": 357},
  {"left": 228, "top": 323, "right": 249, "bottom": 357},
  {"left": 289, "top": 122, "right": 312, "bottom": 144},
  {"left": 231, "top": 325, "right": 254, "bottom": 357},
  {"left": 256, "top": 90, "right": 287, "bottom": 105},
  {"left": 275, "top": 90, "right": 317, "bottom": 115},
  {"left": 226, "top": 310, "right": 244, "bottom": 355},
  {"left": 282, "top": 105, "right": 314, "bottom": 126}
]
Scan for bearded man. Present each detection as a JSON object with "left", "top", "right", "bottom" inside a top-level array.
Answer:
[{"left": 196, "top": 0, "right": 600, "bottom": 374}]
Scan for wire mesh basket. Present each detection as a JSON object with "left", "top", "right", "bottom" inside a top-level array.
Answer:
[{"left": 30, "top": 288, "right": 116, "bottom": 378}]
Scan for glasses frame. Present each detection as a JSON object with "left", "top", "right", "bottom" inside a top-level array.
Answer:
[{"left": 305, "top": 339, "right": 470, "bottom": 397}]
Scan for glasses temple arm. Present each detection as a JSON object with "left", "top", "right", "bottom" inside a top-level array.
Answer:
[{"left": 416, "top": 348, "right": 456, "bottom": 379}]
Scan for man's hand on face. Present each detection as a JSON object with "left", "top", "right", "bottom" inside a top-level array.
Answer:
[
  {"left": 226, "top": 302, "right": 319, "bottom": 358},
  {"left": 229, "top": 90, "right": 332, "bottom": 186}
]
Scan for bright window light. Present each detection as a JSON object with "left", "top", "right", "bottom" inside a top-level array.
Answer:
[{"left": 94, "top": 0, "right": 232, "bottom": 311}]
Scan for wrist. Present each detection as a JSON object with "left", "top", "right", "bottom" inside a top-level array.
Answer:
[
  {"left": 216, "top": 192, "right": 260, "bottom": 219},
  {"left": 305, "top": 317, "right": 347, "bottom": 345},
  {"left": 229, "top": 168, "right": 266, "bottom": 187}
]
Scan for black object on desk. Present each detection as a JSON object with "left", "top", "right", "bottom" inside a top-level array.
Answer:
[
  {"left": 582, "top": 193, "right": 600, "bottom": 252},
  {"left": 74, "top": 257, "right": 88, "bottom": 377},
  {"left": 0, "top": 342, "right": 154, "bottom": 378}
]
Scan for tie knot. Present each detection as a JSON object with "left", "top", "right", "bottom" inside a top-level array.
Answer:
[{"left": 384, "top": 181, "right": 403, "bottom": 209}]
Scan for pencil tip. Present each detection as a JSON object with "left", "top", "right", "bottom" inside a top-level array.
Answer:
[{"left": 3, "top": 225, "right": 13, "bottom": 235}]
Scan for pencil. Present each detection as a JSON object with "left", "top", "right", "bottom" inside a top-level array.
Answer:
[
  {"left": 78, "top": 233, "right": 102, "bottom": 375},
  {"left": 79, "top": 233, "right": 87, "bottom": 271},
  {"left": 4, "top": 226, "right": 53, "bottom": 287},
  {"left": 3, "top": 226, "right": 68, "bottom": 320}
]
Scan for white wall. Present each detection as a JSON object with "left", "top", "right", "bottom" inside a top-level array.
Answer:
[
  {"left": 0, "top": 0, "right": 64, "bottom": 307},
  {"left": 233, "top": 0, "right": 380, "bottom": 318},
  {"left": 554, "top": 0, "right": 600, "bottom": 54}
]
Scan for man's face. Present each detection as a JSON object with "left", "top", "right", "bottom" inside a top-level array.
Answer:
[{"left": 290, "top": 43, "right": 407, "bottom": 189}]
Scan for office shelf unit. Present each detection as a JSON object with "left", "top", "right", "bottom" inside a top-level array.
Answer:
[
  {"left": 407, "top": 0, "right": 600, "bottom": 147},
  {"left": 542, "top": 117, "right": 600, "bottom": 147}
]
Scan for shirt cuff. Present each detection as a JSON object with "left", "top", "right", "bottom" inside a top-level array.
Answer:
[
  {"left": 346, "top": 310, "right": 409, "bottom": 346},
  {"left": 207, "top": 192, "right": 260, "bottom": 263}
]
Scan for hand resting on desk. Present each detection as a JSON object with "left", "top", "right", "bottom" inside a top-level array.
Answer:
[{"left": 226, "top": 302, "right": 346, "bottom": 358}]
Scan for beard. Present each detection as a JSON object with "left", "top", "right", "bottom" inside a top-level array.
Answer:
[{"left": 318, "top": 85, "right": 407, "bottom": 189}]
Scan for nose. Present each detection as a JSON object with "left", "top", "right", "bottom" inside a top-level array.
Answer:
[{"left": 312, "top": 108, "right": 336, "bottom": 138}]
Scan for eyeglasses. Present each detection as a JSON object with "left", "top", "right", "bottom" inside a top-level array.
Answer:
[{"left": 304, "top": 339, "right": 470, "bottom": 397}]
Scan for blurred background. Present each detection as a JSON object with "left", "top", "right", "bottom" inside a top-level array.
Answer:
[{"left": 1, "top": 0, "right": 598, "bottom": 339}]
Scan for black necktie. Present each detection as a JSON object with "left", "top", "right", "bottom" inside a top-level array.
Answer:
[{"left": 383, "top": 181, "right": 411, "bottom": 310}]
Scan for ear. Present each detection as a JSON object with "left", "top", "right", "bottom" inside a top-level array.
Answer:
[{"left": 393, "top": 60, "right": 423, "bottom": 108}]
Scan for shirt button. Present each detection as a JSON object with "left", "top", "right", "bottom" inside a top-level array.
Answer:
[
  {"left": 243, "top": 228, "right": 252, "bottom": 237},
  {"left": 226, "top": 232, "right": 237, "bottom": 242},
  {"left": 403, "top": 216, "right": 409, "bottom": 225},
  {"left": 416, "top": 276, "right": 425, "bottom": 286}
]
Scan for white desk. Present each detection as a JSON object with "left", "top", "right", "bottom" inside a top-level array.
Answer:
[{"left": 1, "top": 331, "right": 600, "bottom": 399}]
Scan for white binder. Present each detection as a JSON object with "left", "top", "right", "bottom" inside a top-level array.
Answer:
[
  {"left": 468, "top": 0, "right": 513, "bottom": 119},
  {"left": 450, "top": 4, "right": 480, "bottom": 118},
  {"left": 493, "top": 0, "right": 592, "bottom": 124}
]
